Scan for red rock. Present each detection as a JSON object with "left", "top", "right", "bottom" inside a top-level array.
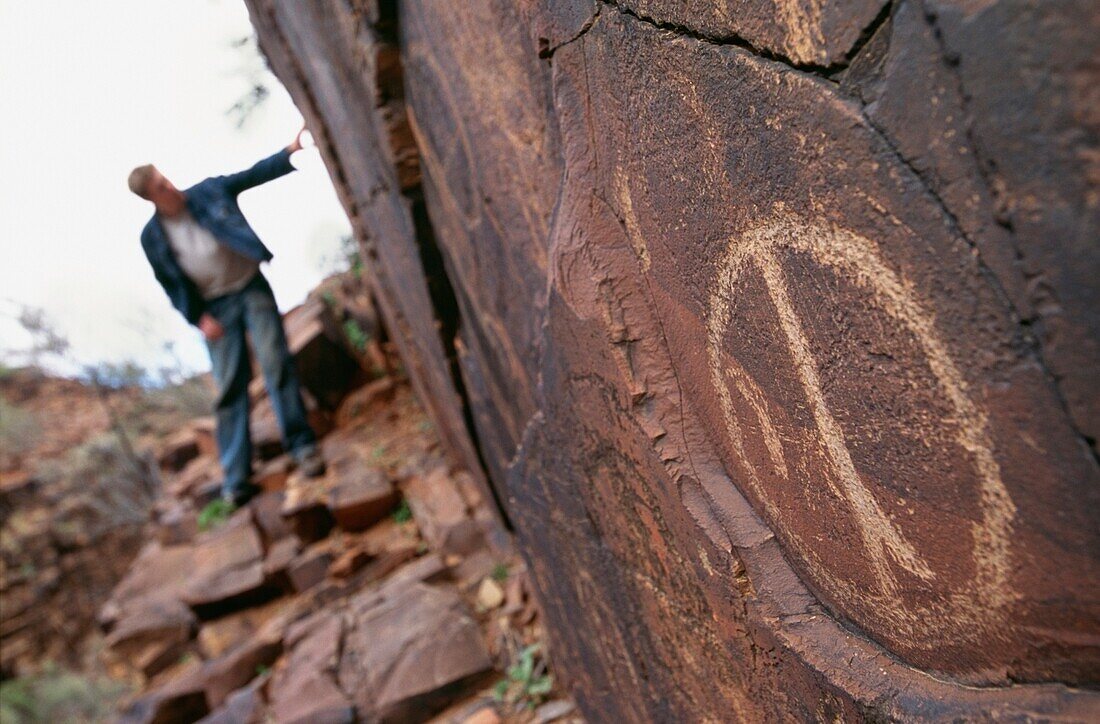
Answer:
[
  {"left": 157, "top": 428, "right": 200, "bottom": 474},
  {"left": 167, "top": 455, "right": 220, "bottom": 503},
  {"left": 451, "top": 470, "right": 483, "bottom": 510},
  {"left": 533, "top": 700, "right": 575, "bottom": 723},
  {"left": 104, "top": 597, "right": 196, "bottom": 679},
  {"left": 197, "top": 599, "right": 289, "bottom": 659},
  {"left": 191, "top": 418, "right": 217, "bottom": 458},
  {"left": 462, "top": 707, "right": 501, "bottom": 724},
  {"left": 249, "top": 490, "right": 294, "bottom": 545},
  {"left": 101, "top": 543, "right": 193, "bottom": 629},
  {"left": 195, "top": 676, "right": 267, "bottom": 724},
  {"left": 350, "top": 546, "right": 418, "bottom": 588},
  {"left": 360, "top": 516, "right": 416, "bottom": 555},
  {"left": 402, "top": 467, "right": 484, "bottom": 556},
  {"left": 329, "top": 544, "right": 372, "bottom": 579},
  {"left": 269, "top": 613, "right": 354, "bottom": 724},
  {"left": 284, "top": 298, "right": 363, "bottom": 410},
  {"left": 334, "top": 376, "right": 395, "bottom": 427},
  {"left": 181, "top": 517, "right": 269, "bottom": 615},
  {"left": 339, "top": 582, "right": 492, "bottom": 720},
  {"left": 199, "top": 637, "right": 282, "bottom": 710},
  {"left": 118, "top": 667, "right": 209, "bottom": 724},
  {"left": 280, "top": 474, "right": 336, "bottom": 543},
  {"left": 254, "top": 454, "right": 293, "bottom": 493},
  {"left": 262, "top": 536, "right": 301, "bottom": 586},
  {"left": 450, "top": 550, "right": 497, "bottom": 588},
  {"left": 286, "top": 544, "right": 334, "bottom": 593},
  {"left": 156, "top": 501, "right": 198, "bottom": 546},
  {"left": 326, "top": 464, "right": 398, "bottom": 532}
]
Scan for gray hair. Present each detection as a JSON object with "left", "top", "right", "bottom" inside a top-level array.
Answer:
[{"left": 127, "top": 164, "right": 155, "bottom": 198}]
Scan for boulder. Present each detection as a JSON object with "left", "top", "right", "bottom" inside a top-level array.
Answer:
[
  {"left": 328, "top": 544, "right": 372, "bottom": 579},
  {"left": 103, "top": 597, "right": 196, "bottom": 679},
  {"left": 269, "top": 612, "right": 354, "bottom": 724},
  {"left": 156, "top": 428, "right": 200, "bottom": 474},
  {"left": 249, "top": 490, "right": 294, "bottom": 545},
  {"left": 254, "top": 454, "right": 293, "bottom": 493},
  {"left": 166, "top": 455, "right": 220, "bottom": 504},
  {"left": 339, "top": 582, "right": 492, "bottom": 721},
  {"left": 286, "top": 544, "right": 334, "bottom": 593},
  {"left": 198, "top": 637, "right": 282, "bottom": 710},
  {"left": 262, "top": 535, "right": 301, "bottom": 587},
  {"left": 155, "top": 501, "right": 197, "bottom": 546},
  {"left": 283, "top": 297, "right": 363, "bottom": 410},
  {"left": 195, "top": 677, "right": 267, "bottom": 724},
  {"left": 197, "top": 599, "right": 290, "bottom": 659},
  {"left": 118, "top": 665, "right": 209, "bottom": 724},
  {"left": 101, "top": 543, "right": 193, "bottom": 630},
  {"left": 280, "top": 474, "right": 336, "bottom": 543},
  {"left": 401, "top": 467, "right": 483, "bottom": 556},
  {"left": 181, "top": 516, "right": 270, "bottom": 616},
  {"left": 326, "top": 464, "right": 398, "bottom": 532}
]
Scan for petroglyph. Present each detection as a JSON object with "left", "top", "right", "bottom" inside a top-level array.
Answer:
[
  {"left": 705, "top": 211, "right": 1017, "bottom": 614},
  {"left": 660, "top": 62, "right": 1018, "bottom": 630},
  {"left": 613, "top": 168, "right": 651, "bottom": 272}
]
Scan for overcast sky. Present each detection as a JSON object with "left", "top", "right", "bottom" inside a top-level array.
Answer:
[{"left": 0, "top": 0, "right": 350, "bottom": 378}]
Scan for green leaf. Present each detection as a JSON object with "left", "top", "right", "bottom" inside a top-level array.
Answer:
[{"left": 527, "top": 675, "right": 553, "bottom": 696}]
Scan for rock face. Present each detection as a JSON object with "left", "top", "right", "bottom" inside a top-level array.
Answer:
[{"left": 245, "top": 0, "right": 1100, "bottom": 719}]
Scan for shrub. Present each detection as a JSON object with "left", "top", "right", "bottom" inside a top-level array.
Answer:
[
  {"left": 0, "top": 399, "right": 38, "bottom": 468},
  {"left": 0, "top": 666, "right": 128, "bottom": 724}
]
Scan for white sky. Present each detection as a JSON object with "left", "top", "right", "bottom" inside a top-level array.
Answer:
[{"left": 0, "top": 0, "right": 350, "bottom": 378}]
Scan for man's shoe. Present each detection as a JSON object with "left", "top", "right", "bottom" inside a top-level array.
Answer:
[
  {"left": 294, "top": 448, "right": 326, "bottom": 478},
  {"left": 223, "top": 481, "right": 262, "bottom": 507}
]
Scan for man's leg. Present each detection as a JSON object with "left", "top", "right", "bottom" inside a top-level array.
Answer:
[
  {"left": 241, "top": 274, "right": 320, "bottom": 468},
  {"left": 205, "top": 297, "right": 256, "bottom": 502}
]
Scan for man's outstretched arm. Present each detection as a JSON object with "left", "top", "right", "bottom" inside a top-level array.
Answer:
[{"left": 220, "top": 126, "right": 308, "bottom": 195}]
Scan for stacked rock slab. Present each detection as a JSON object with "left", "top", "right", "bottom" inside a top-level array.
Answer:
[
  {"left": 104, "top": 366, "right": 556, "bottom": 722},
  {"left": 244, "top": 0, "right": 1100, "bottom": 720}
]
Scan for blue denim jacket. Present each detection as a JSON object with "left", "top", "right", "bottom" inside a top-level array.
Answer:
[{"left": 140, "top": 148, "right": 295, "bottom": 325}]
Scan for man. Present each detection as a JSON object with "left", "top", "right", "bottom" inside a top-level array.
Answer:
[{"left": 129, "top": 129, "right": 324, "bottom": 506}]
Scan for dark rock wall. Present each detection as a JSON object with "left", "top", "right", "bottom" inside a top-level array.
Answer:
[{"left": 245, "top": 0, "right": 1100, "bottom": 719}]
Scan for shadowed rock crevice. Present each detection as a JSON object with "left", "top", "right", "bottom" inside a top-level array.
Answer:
[
  {"left": 378, "top": 0, "right": 515, "bottom": 530},
  {"left": 407, "top": 189, "right": 515, "bottom": 530}
]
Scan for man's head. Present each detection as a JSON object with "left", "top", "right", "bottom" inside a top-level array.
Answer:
[{"left": 127, "top": 164, "right": 185, "bottom": 216}]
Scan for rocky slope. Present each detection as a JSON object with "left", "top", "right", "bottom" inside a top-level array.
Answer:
[
  {"left": 243, "top": 0, "right": 1100, "bottom": 720},
  {"left": 0, "top": 368, "right": 195, "bottom": 680},
  {"left": 93, "top": 283, "right": 578, "bottom": 724}
]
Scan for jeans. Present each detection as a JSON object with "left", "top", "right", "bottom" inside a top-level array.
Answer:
[{"left": 204, "top": 272, "right": 316, "bottom": 498}]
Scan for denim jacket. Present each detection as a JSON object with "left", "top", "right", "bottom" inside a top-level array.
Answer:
[{"left": 140, "top": 148, "right": 295, "bottom": 325}]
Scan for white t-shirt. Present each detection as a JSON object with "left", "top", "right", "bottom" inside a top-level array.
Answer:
[{"left": 160, "top": 211, "right": 259, "bottom": 299}]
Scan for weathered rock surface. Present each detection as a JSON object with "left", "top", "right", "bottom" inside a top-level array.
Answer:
[
  {"left": 402, "top": 466, "right": 484, "bottom": 556},
  {"left": 246, "top": 0, "right": 1100, "bottom": 719},
  {"left": 340, "top": 581, "right": 493, "bottom": 721},
  {"left": 326, "top": 457, "right": 399, "bottom": 532}
]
